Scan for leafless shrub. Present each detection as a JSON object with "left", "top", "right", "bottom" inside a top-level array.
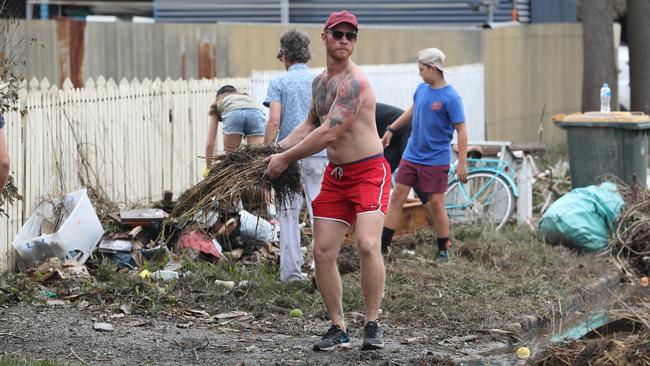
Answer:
[{"left": 0, "top": 0, "right": 27, "bottom": 114}]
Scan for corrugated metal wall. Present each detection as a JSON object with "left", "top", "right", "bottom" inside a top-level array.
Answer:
[
  {"left": 289, "top": 0, "right": 514, "bottom": 25},
  {"left": 515, "top": 0, "right": 531, "bottom": 23},
  {"left": 154, "top": 0, "right": 283, "bottom": 23},
  {"left": 154, "top": 0, "right": 527, "bottom": 26}
]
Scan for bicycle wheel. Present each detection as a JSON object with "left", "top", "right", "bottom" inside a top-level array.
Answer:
[{"left": 445, "top": 172, "right": 514, "bottom": 230}]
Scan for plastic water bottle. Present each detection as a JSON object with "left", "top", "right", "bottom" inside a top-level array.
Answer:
[{"left": 600, "top": 83, "right": 611, "bottom": 112}]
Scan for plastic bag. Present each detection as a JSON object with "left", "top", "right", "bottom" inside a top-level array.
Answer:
[
  {"left": 12, "top": 189, "right": 104, "bottom": 266},
  {"left": 239, "top": 209, "right": 273, "bottom": 241},
  {"left": 539, "top": 182, "right": 624, "bottom": 252}
]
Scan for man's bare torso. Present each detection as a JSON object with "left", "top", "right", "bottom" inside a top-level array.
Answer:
[{"left": 311, "top": 64, "right": 383, "bottom": 165}]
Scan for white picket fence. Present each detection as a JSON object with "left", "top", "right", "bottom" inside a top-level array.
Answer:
[
  {"left": 0, "top": 76, "right": 249, "bottom": 272},
  {"left": 252, "top": 63, "right": 485, "bottom": 141}
]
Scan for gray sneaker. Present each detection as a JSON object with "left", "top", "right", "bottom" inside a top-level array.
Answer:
[
  {"left": 313, "top": 325, "right": 351, "bottom": 351},
  {"left": 361, "top": 320, "right": 384, "bottom": 351}
]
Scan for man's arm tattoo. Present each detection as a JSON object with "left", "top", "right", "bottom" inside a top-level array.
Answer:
[{"left": 328, "top": 77, "right": 361, "bottom": 128}]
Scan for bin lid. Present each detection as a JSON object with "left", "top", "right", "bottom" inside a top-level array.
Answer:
[{"left": 553, "top": 111, "right": 650, "bottom": 129}]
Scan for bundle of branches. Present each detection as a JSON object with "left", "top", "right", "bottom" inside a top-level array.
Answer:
[
  {"left": 169, "top": 145, "right": 301, "bottom": 225},
  {"left": 533, "top": 304, "right": 650, "bottom": 365},
  {"left": 610, "top": 182, "right": 650, "bottom": 275}
]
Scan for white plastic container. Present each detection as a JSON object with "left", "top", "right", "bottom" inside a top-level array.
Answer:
[{"left": 12, "top": 189, "right": 104, "bottom": 265}]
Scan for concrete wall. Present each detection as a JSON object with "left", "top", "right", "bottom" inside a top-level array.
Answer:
[{"left": 483, "top": 23, "right": 583, "bottom": 147}]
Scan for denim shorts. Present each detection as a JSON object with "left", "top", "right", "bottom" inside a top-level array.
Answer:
[{"left": 222, "top": 109, "right": 266, "bottom": 136}]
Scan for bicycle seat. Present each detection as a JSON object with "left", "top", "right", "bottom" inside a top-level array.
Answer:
[{"left": 452, "top": 144, "right": 484, "bottom": 159}]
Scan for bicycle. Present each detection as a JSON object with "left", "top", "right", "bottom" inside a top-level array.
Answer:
[{"left": 445, "top": 157, "right": 519, "bottom": 230}]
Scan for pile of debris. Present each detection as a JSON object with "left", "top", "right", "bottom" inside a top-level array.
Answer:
[
  {"left": 10, "top": 145, "right": 306, "bottom": 280},
  {"left": 11, "top": 186, "right": 292, "bottom": 282}
]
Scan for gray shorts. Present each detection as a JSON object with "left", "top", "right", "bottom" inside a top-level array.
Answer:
[{"left": 222, "top": 109, "right": 266, "bottom": 136}]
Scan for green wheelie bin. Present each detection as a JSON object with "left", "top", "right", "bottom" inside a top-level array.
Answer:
[{"left": 553, "top": 111, "right": 650, "bottom": 188}]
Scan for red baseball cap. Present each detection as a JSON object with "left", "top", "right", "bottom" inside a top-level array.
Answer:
[{"left": 324, "top": 10, "right": 358, "bottom": 31}]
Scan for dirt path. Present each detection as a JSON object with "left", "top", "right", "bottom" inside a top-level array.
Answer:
[{"left": 0, "top": 303, "right": 519, "bottom": 365}]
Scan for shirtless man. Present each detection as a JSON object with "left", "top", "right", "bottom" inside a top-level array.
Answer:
[{"left": 265, "top": 10, "right": 389, "bottom": 351}]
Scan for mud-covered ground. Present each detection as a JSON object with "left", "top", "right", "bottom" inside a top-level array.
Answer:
[
  {"left": 0, "top": 303, "right": 520, "bottom": 366},
  {"left": 0, "top": 227, "right": 621, "bottom": 365}
]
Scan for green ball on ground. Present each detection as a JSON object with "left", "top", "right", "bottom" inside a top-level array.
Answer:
[{"left": 289, "top": 309, "right": 303, "bottom": 318}]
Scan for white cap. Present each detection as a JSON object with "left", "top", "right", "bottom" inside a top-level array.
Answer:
[{"left": 417, "top": 48, "right": 452, "bottom": 75}]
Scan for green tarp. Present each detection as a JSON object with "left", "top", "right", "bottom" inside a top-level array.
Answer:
[{"left": 539, "top": 182, "right": 624, "bottom": 252}]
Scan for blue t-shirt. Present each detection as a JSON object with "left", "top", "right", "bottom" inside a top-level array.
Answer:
[
  {"left": 0, "top": 113, "right": 4, "bottom": 129},
  {"left": 264, "top": 64, "right": 326, "bottom": 157},
  {"left": 402, "top": 83, "right": 465, "bottom": 166}
]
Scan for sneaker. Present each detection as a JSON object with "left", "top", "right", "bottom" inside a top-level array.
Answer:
[
  {"left": 313, "top": 325, "right": 351, "bottom": 351},
  {"left": 361, "top": 320, "right": 384, "bottom": 351},
  {"left": 436, "top": 250, "right": 449, "bottom": 263}
]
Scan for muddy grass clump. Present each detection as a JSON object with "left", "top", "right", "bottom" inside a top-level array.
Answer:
[{"left": 169, "top": 145, "right": 301, "bottom": 225}]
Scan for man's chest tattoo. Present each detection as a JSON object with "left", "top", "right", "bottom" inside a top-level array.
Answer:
[{"left": 313, "top": 75, "right": 361, "bottom": 128}]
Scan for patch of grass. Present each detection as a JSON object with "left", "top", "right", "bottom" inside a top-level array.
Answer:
[
  {"left": 0, "top": 272, "right": 36, "bottom": 304},
  {"left": 0, "top": 357, "right": 67, "bottom": 366},
  {"left": 382, "top": 224, "right": 614, "bottom": 333},
  {"left": 18, "top": 256, "right": 324, "bottom": 320},
  {"left": 0, "top": 224, "right": 615, "bottom": 336}
]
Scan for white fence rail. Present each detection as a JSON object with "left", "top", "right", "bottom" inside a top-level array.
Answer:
[
  {"left": 252, "top": 63, "right": 485, "bottom": 141},
  {"left": 0, "top": 76, "right": 249, "bottom": 272}
]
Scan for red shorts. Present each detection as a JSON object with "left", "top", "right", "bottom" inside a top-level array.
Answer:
[
  {"left": 394, "top": 159, "right": 449, "bottom": 193},
  {"left": 312, "top": 154, "right": 391, "bottom": 226}
]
